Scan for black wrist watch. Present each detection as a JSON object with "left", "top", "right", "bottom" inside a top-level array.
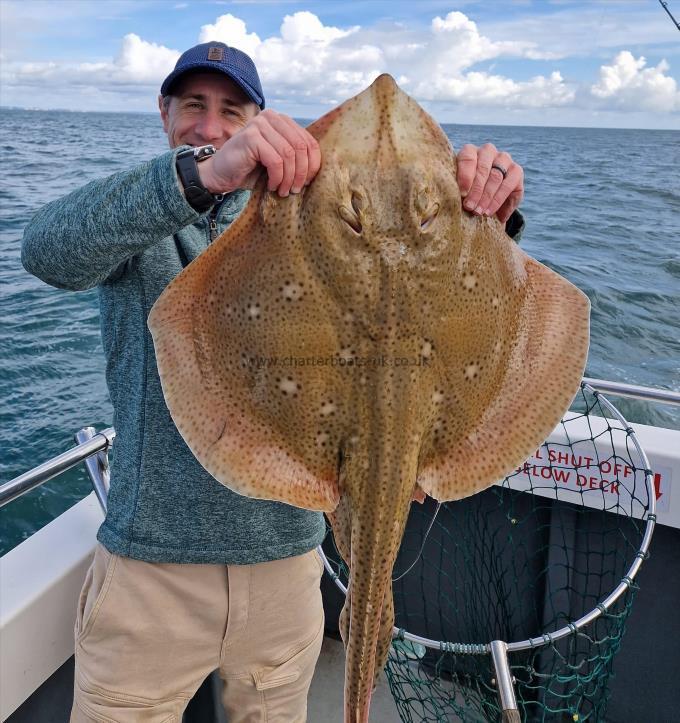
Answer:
[{"left": 176, "top": 145, "right": 218, "bottom": 213}]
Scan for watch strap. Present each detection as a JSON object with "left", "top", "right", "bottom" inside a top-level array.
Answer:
[{"left": 176, "top": 147, "right": 217, "bottom": 213}]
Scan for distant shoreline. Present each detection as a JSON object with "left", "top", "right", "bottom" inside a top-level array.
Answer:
[{"left": 1, "top": 106, "right": 677, "bottom": 133}]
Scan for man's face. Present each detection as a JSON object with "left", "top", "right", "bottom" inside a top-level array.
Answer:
[{"left": 158, "top": 72, "right": 259, "bottom": 149}]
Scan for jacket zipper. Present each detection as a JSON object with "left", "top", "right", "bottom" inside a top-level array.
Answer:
[
  {"left": 208, "top": 194, "right": 224, "bottom": 243},
  {"left": 209, "top": 214, "right": 218, "bottom": 242}
]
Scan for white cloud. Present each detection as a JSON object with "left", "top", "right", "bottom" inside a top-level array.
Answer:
[
  {"left": 279, "top": 11, "right": 353, "bottom": 45},
  {"left": 0, "top": 33, "right": 179, "bottom": 93},
  {"left": 416, "top": 70, "right": 574, "bottom": 107},
  {"left": 402, "top": 12, "right": 572, "bottom": 107},
  {"left": 199, "top": 13, "right": 262, "bottom": 57},
  {"left": 0, "top": 8, "right": 677, "bottom": 125},
  {"left": 197, "top": 12, "right": 374, "bottom": 103},
  {"left": 192, "top": 10, "right": 570, "bottom": 108},
  {"left": 112, "top": 34, "right": 181, "bottom": 85},
  {"left": 429, "top": 11, "right": 560, "bottom": 70},
  {"left": 591, "top": 51, "right": 680, "bottom": 113}
]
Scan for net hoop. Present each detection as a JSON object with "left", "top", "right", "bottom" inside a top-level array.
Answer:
[{"left": 317, "top": 381, "right": 657, "bottom": 655}]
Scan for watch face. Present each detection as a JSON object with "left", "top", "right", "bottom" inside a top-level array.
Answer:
[{"left": 195, "top": 145, "right": 216, "bottom": 162}]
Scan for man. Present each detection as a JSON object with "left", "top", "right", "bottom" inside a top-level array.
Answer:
[{"left": 22, "top": 41, "right": 524, "bottom": 722}]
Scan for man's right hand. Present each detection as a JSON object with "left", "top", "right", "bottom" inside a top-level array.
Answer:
[{"left": 198, "top": 110, "right": 321, "bottom": 198}]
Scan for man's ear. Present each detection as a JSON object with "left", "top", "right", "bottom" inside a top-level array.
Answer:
[{"left": 158, "top": 94, "right": 170, "bottom": 132}]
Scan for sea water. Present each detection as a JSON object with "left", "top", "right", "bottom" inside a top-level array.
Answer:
[{"left": 0, "top": 108, "right": 678, "bottom": 553}]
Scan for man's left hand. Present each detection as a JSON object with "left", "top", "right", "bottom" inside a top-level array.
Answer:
[{"left": 456, "top": 143, "right": 524, "bottom": 224}]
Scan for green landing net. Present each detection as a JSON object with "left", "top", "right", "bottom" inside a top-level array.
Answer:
[{"left": 321, "top": 383, "right": 656, "bottom": 722}]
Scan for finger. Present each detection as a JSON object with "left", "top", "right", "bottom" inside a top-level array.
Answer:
[
  {"left": 456, "top": 144, "right": 478, "bottom": 197},
  {"left": 462, "top": 143, "right": 497, "bottom": 213},
  {"left": 496, "top": 189, "right": 523, "bottom": 224},
  {"left": 251, "top": 134, "right": 286, "bottom": 193},
  {"left": 289, "top": 131, "right": 309, "bottom": 194},
  {"left": 263, "top": 113, "right": 322, "bottom": 194},
  {"left": 476, "top": 152, "right": 513, "bottom": 214},
  {"left": 486, "top": 165, "right": 524, "bottom": 218},
  {"left": 243, "top": 120, "right": 290, "bottom": 193},
  {"left": 254, "top": 116, "right": 299, "bottom": 196},
  {"left": 266, "top": 113, "right": 311, "bottom": 194},
  {"left": 304, "top": 129, "right": 321, "bottom": 186}
]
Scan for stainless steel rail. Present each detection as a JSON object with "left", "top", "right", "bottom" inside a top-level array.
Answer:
[
  {"left": 0, "top": 428, "right": 115, "bottom": 509},
  {"left": 506, "top": 383, "right": 656, "bottom": 652},
  {"left": 583, "top": 377, "right": 680, "bottom": 406},
  {"left": 1, "top": 379, "right": 676, "bottom": 511},
  {"left": 319, "top": 382, "right": 658, "bottom": 718},
  {"left": 320, "top": 382, "right": 657, "bottom": 654},
  {"left": 75, "top": 427, "right": 111, "bottom": 513},
  {"left": 0, "top": 379, "right": 669, "bottom": 717}
]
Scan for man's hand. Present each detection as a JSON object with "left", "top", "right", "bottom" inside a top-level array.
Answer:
[
  {"left": 457, "top": 143, "right": 524, "bottom": 224},
  {"left": 198, "top": 110, "right": 321, "bottom": 197}
]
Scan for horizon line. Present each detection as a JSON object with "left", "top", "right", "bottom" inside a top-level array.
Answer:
[{"left": 1, "top": 105, "right": 677, "bottom": 133}]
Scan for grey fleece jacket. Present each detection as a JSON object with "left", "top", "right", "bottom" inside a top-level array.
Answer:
[{"left": 21, "top": 146, "right": 326, "bottom": 564}]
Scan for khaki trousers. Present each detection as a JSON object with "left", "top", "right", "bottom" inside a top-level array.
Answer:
[{"left": 70, "top": 543, "right": 325, "bottom": 722}]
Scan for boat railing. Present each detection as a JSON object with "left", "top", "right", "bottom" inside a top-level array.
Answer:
[
  {"left": 582, "top": 376, "right": 680, "bottom": 405},
  {"left": 0, "top": 379, "right": 678, "bottom": 510},
  {"left": 1, "top": 379, "right": 677, "bottom": 720},
  {"left": 0, "top": 427, "right": 114, "bottom": 511}
]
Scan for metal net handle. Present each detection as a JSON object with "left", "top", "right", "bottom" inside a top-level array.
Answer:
[{"left": 317, "top": 383, "right": 657, "bottom": 654}]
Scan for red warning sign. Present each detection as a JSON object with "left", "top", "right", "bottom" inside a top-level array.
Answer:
[{"left": 511, "top": 446, "right": 671, "bottom": 513}]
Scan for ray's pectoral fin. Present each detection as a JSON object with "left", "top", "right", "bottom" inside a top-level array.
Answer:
[
  {"left": 412, "top": 483, "right": 427, "bottom": 504},
  {"left": 418, "top": 253, "right": 590, "bottom": 503},
  {"left": 148, "top": 191, "right": 340, "bottom": 513}
]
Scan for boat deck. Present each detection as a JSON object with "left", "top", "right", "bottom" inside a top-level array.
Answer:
[{"left": 308, "top": 636, "right": 401, "bottom": 722}]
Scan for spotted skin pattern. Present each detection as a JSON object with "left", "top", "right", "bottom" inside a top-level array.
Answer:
[{"left": 148, "top": 75, "right": 590, "bottom": 722}]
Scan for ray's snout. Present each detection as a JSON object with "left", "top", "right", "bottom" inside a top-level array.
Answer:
[{"left": 369, "top": 73, "right": 400, "bottom": 94}]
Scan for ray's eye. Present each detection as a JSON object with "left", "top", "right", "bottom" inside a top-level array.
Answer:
[
  {"left": 415, "top": 187, "right": 439, "bottom": 231},
  {"left": 338, "top": 192, "right": 364, "bottom": 234},
  {"left": 420, "top": 203, "right": 440, "bottom": 231},
  {"left": 350, "top": 192, "right": 364, "bottom": 215}
]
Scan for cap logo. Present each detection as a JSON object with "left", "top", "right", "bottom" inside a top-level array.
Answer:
[{"left": 207, "top": 46, "right": 225, "bottom": 61}]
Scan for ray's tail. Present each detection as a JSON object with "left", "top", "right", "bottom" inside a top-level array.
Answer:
[
  {"left": 339, "top": 438, "right": 419, "bottom": 723},
  {"left": 343, "top": 540, "right": 396, "bottom": 722}
]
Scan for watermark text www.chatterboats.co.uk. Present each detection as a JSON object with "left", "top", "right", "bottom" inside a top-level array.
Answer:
[{"left": 242, "top": 354, "right": 431, "bottom": 369}]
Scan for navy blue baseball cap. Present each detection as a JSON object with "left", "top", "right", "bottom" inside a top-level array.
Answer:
[{"left": 161, "top": 41, "right": 265, "bottom": 109}]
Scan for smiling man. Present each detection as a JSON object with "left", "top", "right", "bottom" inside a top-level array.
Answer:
[{"left": 22, "top": 41, "right": 524, "bottom": 722}]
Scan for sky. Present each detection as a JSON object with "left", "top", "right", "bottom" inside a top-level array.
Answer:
[{"left": 0, "top": 0, "right": 679, "bottom": 129}]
